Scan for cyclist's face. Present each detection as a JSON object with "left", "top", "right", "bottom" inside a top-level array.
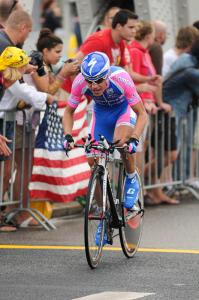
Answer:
[
  {"left": 119, "top": 19, "right": 137, "bottom": 41},
  {"left": 86, "top": 79, "right": 107, "bottom": 96}
]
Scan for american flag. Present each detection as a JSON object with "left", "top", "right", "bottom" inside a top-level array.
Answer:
[{"left": 29, "top": 99, "right": 90, "bottom": 202}]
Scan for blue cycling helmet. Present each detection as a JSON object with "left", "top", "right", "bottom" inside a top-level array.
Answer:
[{"left": 81, "top": 51, "right": 110, "bottom": 81}]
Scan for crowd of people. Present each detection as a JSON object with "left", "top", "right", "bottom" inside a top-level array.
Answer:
[{"left": 0, "top": 1, "right": 199, "bottom": 231}]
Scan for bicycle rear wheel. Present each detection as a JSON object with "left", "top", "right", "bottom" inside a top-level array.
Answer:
[
  {"left": 119, "top": 169, "right": 144, "bottom": 258},
  {"left": 84, "top": 166, "right": 106, "bottom": 269}
]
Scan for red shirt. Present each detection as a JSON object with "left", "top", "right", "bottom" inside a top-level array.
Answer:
[
  {"left": 128, "top": 40, "right": 156, "bottom": 103},
  {"left": 79, "top": 29, "right": 130, "bottom": 67},
  {"left": 61, "top": 77, "right": 72, "bottom": 94}
]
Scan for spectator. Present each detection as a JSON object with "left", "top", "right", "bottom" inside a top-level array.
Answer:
[
  {"left": 0, "top": 10, "right": 33, "bottom": 230},
  {"left": 75, "top": 9, "right": 138, "bottom": 68},
  {"left": 30, "top": 28, "right": 80, "bottom": 95},
  {"left": 0, "top": 46, "right": 30, "bottom": 231},
  {"left": 0, "top": 11, "right": 57, "bottom": 229},
  {"left": 27, "top": 30, "right": 90, "bottom": 205},
  {"left": 61, "top": 10, "right": 138, "bottom": 94},
  {"left": 96, "top": 6, "right": 121, "bottom": 31},
  {"left": 193, "top": 20, "right": 199, "bottom": 30},
  {"left": 149, "top": 20, "right": 167, "bottom": 75},
  {"left": 128, "top": 21, "right": 169, "bottom": 114},
  {"left": 0, "top": 46, "right": 29, "bottom": 93},
  {"left": 163, "top": 38, "right": 199, "bottom": 156},
  {"left": 0, "top": 9, "right": 32, "bottom": 51},
  {"left": 129, "top": 21, "right": 178, "bottom": 205},
  {"left": 0, "top": 0, "right": 23, "bottom": 28},
  {"left": 163, "top": 26, "right": 199, "bottom": 77},
  {"left": 0, "top": 46, "right": 29, "bottom": 159},
  {"left": 41, "top": 0, "right": 62, "bottom": 33},
  {"left": 0, "top": 75, "right": 56, "bottom": 227},
  {"left": 149, "top": 21, "right": 184, "bottom": 200},
  {"left": 17, "top": 28, "right": 81, "bottom": 225},
  {"left": 74, "top": 9, "right": 155, "bottom": 93}
]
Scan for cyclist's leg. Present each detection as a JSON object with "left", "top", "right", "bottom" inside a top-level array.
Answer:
[
  {"left": 114, "top": 106, "right": 139, "bottom": 209},
  {"left": 87, "top": 107, "right": 116, "bottom": 205}
]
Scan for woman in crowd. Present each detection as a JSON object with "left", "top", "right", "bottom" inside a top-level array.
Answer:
[
  {"left": 41, "top": 0, "right": 62, "bottom": 33},
  {"left": 13, "top": 28, "right": 80, "bottom": 227},
  {"left": 128, "top": 21, "right": 178, "bottom": 205},
  {"left": 27, "top": 27, "right": 79, "bottom": 95}
]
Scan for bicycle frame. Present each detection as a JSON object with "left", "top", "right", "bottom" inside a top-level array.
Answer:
[
  {"left": 95, "top": 153, "right": 123, "bottom": 229},
  {"left": 75, "top": 135, "right": 144, "bottom": 267}
]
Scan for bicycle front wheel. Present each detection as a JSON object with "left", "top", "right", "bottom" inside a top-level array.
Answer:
[
  {"left": 119, "top": 169, "right": 144, "bottom": 258},
  {"left": 84, "top": 166, "right": 106, "bottom": 269}
]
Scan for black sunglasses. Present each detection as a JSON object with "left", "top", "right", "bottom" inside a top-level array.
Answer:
[
  {"left": 85, "top": 77, "right": 106, "bottom": 85},
  {"left": 8, "top": 0, "right": 18, "bottom": 14}
]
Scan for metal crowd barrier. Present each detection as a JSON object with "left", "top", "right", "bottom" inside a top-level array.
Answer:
[
  {"left": 108, "top": 106, "right": 199, "bottom": 200},
  {"left": 141, "top": 106, "right": 199, "bottom": 200},
  {"left": 139, "top": 106, "right": 199, "bottom": 199},
  {"left": 0, "top": 109, "right": 56, "bottom": 231},
  {"left": 0, "top": 105, "right": 198, "bottom": 232}
]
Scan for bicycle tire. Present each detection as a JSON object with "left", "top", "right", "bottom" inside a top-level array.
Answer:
[
  {"left": 119, "top": 168, "right": 144, "bottom": 258},
  {"left": 84, "top": 166, "right": 106, "bottom": 269}
]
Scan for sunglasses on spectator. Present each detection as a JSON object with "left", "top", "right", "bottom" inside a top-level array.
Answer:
[
  {"left": 85, "top": 77, "right": 107, "bottom": 85},
  {"left": 9, "top": 0, "right": 18, "bottom": 14}
]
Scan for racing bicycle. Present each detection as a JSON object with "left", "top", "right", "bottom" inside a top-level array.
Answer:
[{"left": 75, "top": 135, "right": 144, "bottom": 269}]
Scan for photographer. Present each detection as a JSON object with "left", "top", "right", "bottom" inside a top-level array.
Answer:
[
  {"left": 7, "top": 28, "right": 80, "bottom": 227},
  {"left": 29, "top": 28, "right": 80, "bottom": 96}
]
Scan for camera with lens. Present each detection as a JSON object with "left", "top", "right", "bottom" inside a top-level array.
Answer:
[
  {"left": 29, "top": 50, "right": 46, "bottom": 76},
  {"left": 65, "top": 58, "right": 80, "bottom": 73}
]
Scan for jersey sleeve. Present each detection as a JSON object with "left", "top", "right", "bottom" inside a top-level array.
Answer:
[
  {"left": 67, "top": 74, "right": 86, "bottom": 109},
  {"left": 112, "top": 70, "right": 141, "bottom": 106}
]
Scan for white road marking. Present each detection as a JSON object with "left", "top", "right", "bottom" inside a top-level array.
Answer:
[{"left": 72, "top": 291, "right": 154, "bottom": 299}]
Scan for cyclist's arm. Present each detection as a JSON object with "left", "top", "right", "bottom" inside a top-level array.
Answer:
[
  {"left": 62, "top": 73, "right": 85, "bottom": 134},
  {"left": 130, "top": 101, "right": 148, "bottom": 139},
  {"left": 63, "top": 105, "right": 76, "bottom": 135},
  {"left": 113, "top": 69, "right": 148, "bottom": 139}
]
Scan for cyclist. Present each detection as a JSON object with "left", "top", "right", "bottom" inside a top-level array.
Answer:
[{"left": 63, "top": 52, "right": 148, "bottom": 242}]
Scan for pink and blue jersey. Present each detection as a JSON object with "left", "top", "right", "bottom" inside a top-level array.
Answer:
[
  {"left": 68, "top": 66, "right": 141, "bottom": 108},
  {"left": 67, "top": 66, "right": 141, "bottom": 142}
]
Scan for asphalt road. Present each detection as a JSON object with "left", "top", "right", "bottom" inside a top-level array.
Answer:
[{"left": 0, "top": 194, "right": 199, "bottom": 300}]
